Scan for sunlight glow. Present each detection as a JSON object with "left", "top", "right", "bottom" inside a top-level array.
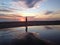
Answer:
[
  {"left": 19, "top": 17, "right": 25, "bottom": 21},
  {"left": 20, "top": 12, "right": 38, "bottom": 17},
  {"left": 21, "top": 13, "right": 35, "bottom": 17}
]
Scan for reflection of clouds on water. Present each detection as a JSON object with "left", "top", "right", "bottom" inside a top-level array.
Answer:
[
  {"left": 52, "top": 25, "right": 60, "bottom": 30},
  {"left": 44, "top": 25, "right": 60, "bottom": 30},
  {"left": 0, "top": 25, "right": 60, "bottom": 45},
  {"left": 44, "top": 26, "right": 53, "bottom": 30},
  {"left": 26, "top": 26, "right": 60, "bottom": 45},
  {"left": 0, "top": 27, "right": 25, "bottom": 42}
]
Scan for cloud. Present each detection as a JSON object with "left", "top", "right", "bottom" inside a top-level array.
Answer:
[
  {"left": 0, "top": 9, "right": 13, "bottom": 12},
  {"left": 0, "top": 14, "right": 23, "bottom": 22},
  {"left": 0, "top": 18, "right": 19, "bottom": 22},
  {"left": 45, "top": 11, "right": 53, "bottom": 15},
  {"left": 0, "top": 14, "right": 6, "bottom": 16},
  {"left": 34, "top": 10, "right": 60, "bottom": 21},
  {"left": 12, "top": 0, "right": 43, "bottom": 8},
  {"left": 0, "top": 13, "right": 22, "bottom": 17}
]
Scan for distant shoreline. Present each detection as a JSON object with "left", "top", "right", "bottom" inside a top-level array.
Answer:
[{"left": 0, "top": 21, "right": 60, "bottom": 29}]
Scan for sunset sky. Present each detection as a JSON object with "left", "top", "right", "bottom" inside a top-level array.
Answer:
[{"left": 0, "top": 0, "right": 60, "bottom": 22}]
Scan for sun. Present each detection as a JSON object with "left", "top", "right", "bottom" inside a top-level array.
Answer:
[{"left": 19, "top": 17, "right": 25, "bottom": 21}]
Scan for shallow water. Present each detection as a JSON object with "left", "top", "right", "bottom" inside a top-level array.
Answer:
[{"left": 0, "top": 25, "right": 60, "bottom": 45}]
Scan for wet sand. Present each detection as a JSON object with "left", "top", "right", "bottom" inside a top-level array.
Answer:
[{"left": 0, "top": 32, "right": 56, "bottom": 45}]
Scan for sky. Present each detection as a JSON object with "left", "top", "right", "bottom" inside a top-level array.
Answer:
[{"left": 0, "top": 0, "right": 60, "bottom": 22}]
